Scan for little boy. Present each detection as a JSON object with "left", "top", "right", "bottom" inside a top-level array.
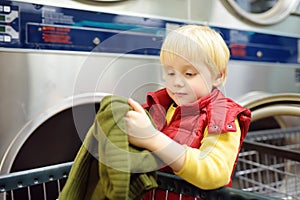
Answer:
[{"left": 125, "top": 25, "right": 251, "bottom": 199}]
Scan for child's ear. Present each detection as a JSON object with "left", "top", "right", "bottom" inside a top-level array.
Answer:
[{"left": 213, "top": 74, "right": 224, "bottom": 87}]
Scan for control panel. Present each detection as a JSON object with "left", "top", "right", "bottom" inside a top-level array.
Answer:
[
  {"left": 0, "top": 1, "right": 299, "bottom": 64},
  {"left": 0, "top": 4, "right": 19, "bottom": 44}
]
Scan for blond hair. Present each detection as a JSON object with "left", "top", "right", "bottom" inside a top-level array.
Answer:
[{"left": 160, "top": 25, "right": 230, "bottom": 85}]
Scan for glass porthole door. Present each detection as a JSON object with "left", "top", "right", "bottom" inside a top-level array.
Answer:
[{"left": 226, "top": 0, "right": 300, "bottom": 25}]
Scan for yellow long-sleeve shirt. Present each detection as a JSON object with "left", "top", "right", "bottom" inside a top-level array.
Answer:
[{"left": 166, "top": 104, "right": 241, "bottom": 190}]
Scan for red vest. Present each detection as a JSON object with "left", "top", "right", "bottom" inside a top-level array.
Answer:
[{"left": 142, "top": 88, "right": 251, "bottom": 200}]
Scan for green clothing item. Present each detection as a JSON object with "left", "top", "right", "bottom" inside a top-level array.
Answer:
[{"left": 59, "top": 95, "right": 162, "bottom": 200}]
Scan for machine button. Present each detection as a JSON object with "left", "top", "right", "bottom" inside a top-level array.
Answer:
[
  {"left": 3, "top": 6, "right": 10, "bottom": 13},
  {"left": 4, "top": 35, "right": 11, "bottom": 42}
]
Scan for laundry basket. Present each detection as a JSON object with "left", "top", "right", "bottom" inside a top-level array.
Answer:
[
  {"left": 235, "top": 126, "right": 300, "bottom": 200},
  {"left": 0, "top": 161, "right": 275, "bottom": 200}
]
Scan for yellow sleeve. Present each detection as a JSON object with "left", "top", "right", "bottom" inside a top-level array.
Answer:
[{"left": 174, "top": 119, "right": 241, "bottom": 190}]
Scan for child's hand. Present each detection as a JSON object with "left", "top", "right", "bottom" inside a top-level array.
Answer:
[
  {"left": 125, "top": 98, "right": 186, "bottom": 169},
  {"left": 125, "top": 98, "right": 158, "bottom": 149}
]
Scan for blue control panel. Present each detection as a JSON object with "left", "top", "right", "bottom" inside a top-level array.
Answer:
[{"left": 0, "top": 1, "right": 299, "bottom": 64}]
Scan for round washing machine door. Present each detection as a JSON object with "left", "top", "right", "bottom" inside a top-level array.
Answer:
[
  {"left": 238, "top": 91, "right": 300, "bottom": 131},
  {"left": 226, "top": 0, "right": 300, "bottom": 25}
]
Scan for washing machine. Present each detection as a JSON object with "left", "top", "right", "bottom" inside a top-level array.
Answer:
[{"left": 1, "top": 0, "right": 300, "bottom": 182}]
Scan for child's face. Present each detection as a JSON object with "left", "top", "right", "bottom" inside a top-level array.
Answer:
[{"left": 163, "top": 56, "right": 217, "bottom": 106}]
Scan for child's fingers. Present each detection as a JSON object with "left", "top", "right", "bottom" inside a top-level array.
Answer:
[{"left": 128, "top": 98, "right": 144, "bottom": 113}]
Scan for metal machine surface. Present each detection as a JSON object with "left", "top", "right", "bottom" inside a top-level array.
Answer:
[{"left": 0, "top": 0, "right": 300, "bottom": 182}]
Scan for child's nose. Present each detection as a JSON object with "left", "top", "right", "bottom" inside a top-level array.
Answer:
[{"left": 174, "top": 75, "right": 185, "bottom": 87}]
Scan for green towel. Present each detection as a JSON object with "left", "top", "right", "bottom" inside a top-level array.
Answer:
[{"left": 59, "top": 95, "right": 161, "bottom": 200}]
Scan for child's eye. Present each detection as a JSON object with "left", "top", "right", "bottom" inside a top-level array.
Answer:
[
  {"left": 185, "top": 72, "right": 196, "bottom": 77},
  {"left": 166, "top": 70, "right": 175, "bottom": 76}
]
